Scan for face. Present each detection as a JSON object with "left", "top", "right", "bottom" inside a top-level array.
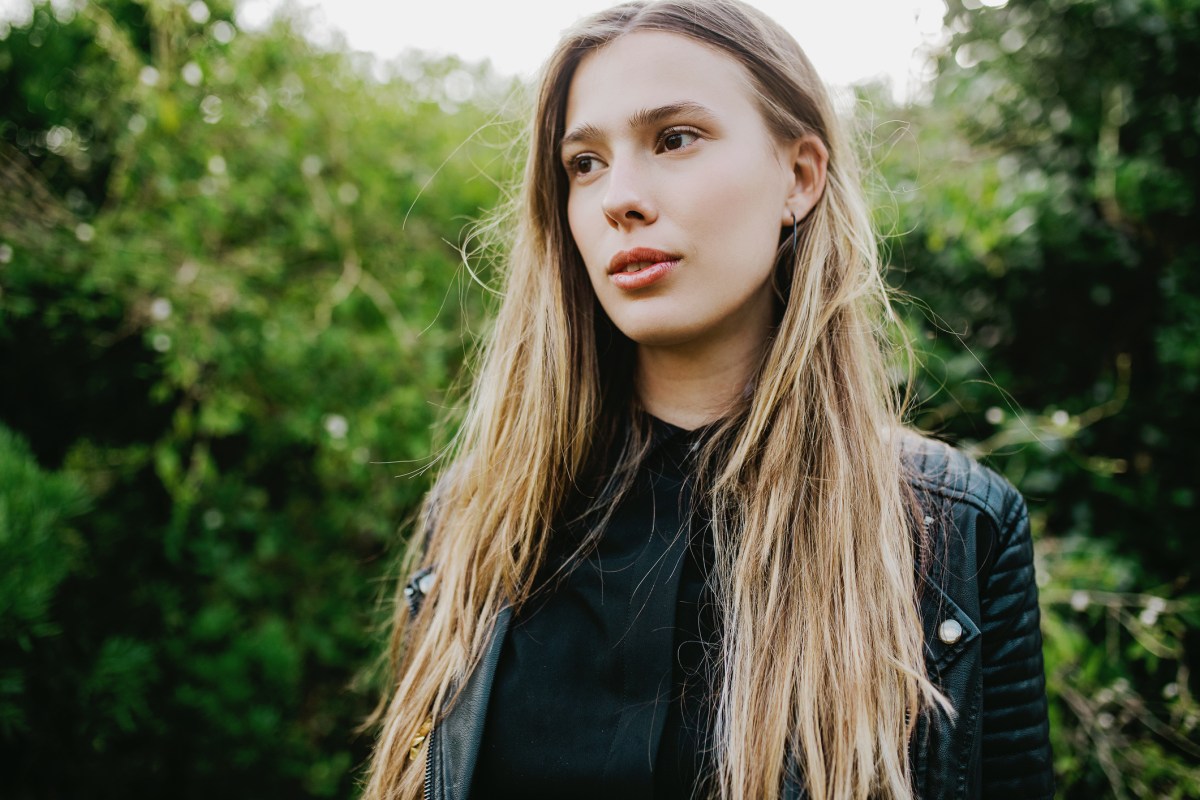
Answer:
[{"left": 562, "top": 31, "right": 803, "bottom": 352}]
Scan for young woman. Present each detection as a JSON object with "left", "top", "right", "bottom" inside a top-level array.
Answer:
[{"left": 364, "top": 1, "right": 1054, "bottom": 798}]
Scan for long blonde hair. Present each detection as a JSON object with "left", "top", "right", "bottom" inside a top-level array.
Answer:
[{"left": 363, "top": 2, "right": 943, "bottom": 798}]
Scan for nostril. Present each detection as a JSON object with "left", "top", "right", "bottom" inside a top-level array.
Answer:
[{"left": 626, "top": 210, "right": 645, "bottom": 220}]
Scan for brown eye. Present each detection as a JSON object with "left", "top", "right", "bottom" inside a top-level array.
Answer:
[
  {"left": 659, "top": 130, "right": 699, "bottom": 153},
  {"left": 575, "top": 156, "right": 595, "bottom": 174}
]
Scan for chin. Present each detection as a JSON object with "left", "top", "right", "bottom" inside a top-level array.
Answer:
[{"left": 609, "top": 314, "right": 707, "bottom": 349}]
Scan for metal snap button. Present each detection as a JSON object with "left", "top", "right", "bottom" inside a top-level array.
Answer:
[{"left": 938, "top": 618, "right": 964, "bottom": 645}]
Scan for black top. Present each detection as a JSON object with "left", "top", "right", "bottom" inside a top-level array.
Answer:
[
  {"left": 469, "top": 418, "right": 719, "bottom": 798},
  {"left": 427, "top": 433, "right": 1055, "bottom": 800}
]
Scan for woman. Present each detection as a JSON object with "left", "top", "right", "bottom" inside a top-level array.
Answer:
[{"left": 364, "top": 1, "right": 1053, "bottom": 798}]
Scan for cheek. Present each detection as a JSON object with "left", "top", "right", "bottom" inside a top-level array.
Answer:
[
  {"left": 729, "top": 156, "right": 785, "bottom": 222},
  {"left": 692, "top": 159, "right": 785, "bottom": 269},
  {"left": 567, "top": 192, "right": 611, "bottom": 289},
  {"left": 566, "top": 195, "right": 581, "bottom": 254},
  {"left": 684, "top": 145, "right": 780, "bottom": 219},
  {"left": 566, "top": 194, "right": 594, "bottom": 263}
]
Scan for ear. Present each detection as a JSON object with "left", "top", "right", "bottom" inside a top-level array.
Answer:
[{"left": 780, "top": 134, "right": 829, "bottom": 226}]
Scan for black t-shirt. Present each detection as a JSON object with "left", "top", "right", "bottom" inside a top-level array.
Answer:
[{"left": 469, "top": 418, "right": 718, "bottom": 798}]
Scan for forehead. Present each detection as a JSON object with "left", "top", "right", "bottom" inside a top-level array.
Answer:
[{"left": 564, "top": 30, "right": 761, "bottom": 135}]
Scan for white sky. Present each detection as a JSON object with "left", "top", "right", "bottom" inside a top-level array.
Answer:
[
  {"left": 239, "top": 0, "right": 952, "bottom": 98},
  {"left": 2, "top": 0, "right": 962, "bottom": 99}
]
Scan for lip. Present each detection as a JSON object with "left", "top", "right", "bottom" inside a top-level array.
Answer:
[{"left": 607, "top": 247, "right": 682, "bottom": 290}]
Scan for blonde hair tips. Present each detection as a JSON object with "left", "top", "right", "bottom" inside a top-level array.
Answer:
[{"left": 363, "top": 2, "right": 943, "bottom": 798}]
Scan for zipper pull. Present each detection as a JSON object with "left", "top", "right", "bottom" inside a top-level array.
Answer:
[{"left": 409, "top": 717, "right": 433, "bottom": 762}]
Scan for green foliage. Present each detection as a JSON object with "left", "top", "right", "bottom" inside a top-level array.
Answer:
[
  {"left": 1037, "top": 537, "right": 1200, "bottom": 798},
  {"left": 869, "top": 0, "right": 1200, "bottom": 795},
  {"left": 0, "top": 425, "right": 89, "bottom": 738},
  {"left": 1, "top": 2, "right": 516, "bottom": 797}
]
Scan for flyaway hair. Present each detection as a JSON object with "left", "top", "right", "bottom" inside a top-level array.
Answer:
[{"left": 363, "top": 2, "right": 946, "bottom": 798}]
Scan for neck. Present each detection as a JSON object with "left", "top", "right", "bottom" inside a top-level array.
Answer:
[{"left": 635, "top": 321, "right": 771, "bottom": 430}]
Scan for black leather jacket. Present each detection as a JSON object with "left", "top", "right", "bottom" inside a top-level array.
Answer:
[{"left": 406, "top": 435, "right": 1054, "bottom": 799}]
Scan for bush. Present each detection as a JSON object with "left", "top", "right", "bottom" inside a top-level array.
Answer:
[{"left": 0, "top": 3, "right": 513, "bottom": 796}]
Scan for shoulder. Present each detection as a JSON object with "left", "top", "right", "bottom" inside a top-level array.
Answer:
[
  {"left": 898, "top": 434, "right": 1054, "bottom": 799},
  {"left": 897, "top": 429, "right": 1028, "bottom": 536}
]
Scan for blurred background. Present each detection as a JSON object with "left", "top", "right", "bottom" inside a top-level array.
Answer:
[{"left": 1, "top": 0, "right": 1197, "bottom": 797}]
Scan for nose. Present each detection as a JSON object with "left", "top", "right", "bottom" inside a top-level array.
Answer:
[{"left": 601, "top": 161, "right": 656, "bottom": 230}]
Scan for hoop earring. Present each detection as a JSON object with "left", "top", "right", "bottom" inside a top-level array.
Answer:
[
  {"left": 773, "top": 212, "right": 799, "bottom": 308},
  {"left": 790, "top": 211, "right": 798, "bottom": 262}
]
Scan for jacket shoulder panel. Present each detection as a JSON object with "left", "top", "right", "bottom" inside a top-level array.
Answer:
[{"left": 899, "top": 431, "right": 1023, "bottom": 536}]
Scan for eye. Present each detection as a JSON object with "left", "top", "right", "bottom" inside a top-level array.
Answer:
[
  {"left": 658, "top": 128, "right": 700, "bottom": 153},
  {"left": 565, "top": 153, "right": 605, "bottom": 178}
]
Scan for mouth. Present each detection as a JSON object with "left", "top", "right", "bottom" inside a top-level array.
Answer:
[
  {"left": 606, "top": 247, "right": 682, "bottom": 291},
  {"left": 607, "top": 247, "right": 683, "bottom": 275}
]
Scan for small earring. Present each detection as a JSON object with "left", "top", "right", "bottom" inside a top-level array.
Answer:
[
  {"left": 774, "top": 212, "right": 799, "bottom": 305},
  {"left": 790, "top": 212, "right": 798, "bottom": 262}
]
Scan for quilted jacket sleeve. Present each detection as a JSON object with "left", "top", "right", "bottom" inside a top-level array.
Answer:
[{"left": 979, "top": 486, "right": 1054, "bottom": 799}]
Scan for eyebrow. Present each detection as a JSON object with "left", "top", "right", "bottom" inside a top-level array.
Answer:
[{"left": 560, "top": 101, "right": 719, "bottom": 151}]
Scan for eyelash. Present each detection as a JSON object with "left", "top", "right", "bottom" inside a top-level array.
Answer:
[
  {"left": 566, "top": 154, "right": 600, "bottom": 177},
  {"left": 564, "top": 126, "right": 703, "bottom": 177},
  {"left": 656, "top": 126, "right": 701, "bottom": 153}
]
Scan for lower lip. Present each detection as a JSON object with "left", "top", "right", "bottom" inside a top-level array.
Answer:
[{"left": 609, "top": 259, "right": 679, "bottom": 290}]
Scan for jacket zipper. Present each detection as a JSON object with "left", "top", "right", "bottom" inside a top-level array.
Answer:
[{"left": 423, "top": 723, "right": 435, "bottom": 800}]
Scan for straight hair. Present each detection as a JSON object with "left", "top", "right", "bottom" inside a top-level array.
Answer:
[{"left": 363, "top": 2, "right": 945, "bottom": 798}]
